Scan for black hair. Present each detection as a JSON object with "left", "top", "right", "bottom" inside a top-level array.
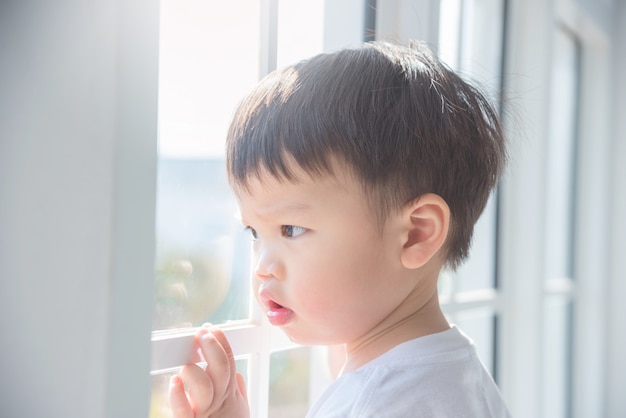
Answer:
[{"left": 226, "top": 41, "right": 506, "bottom": 270}]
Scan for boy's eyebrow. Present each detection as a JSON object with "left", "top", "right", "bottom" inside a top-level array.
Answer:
[
  {"left": 241, "top": 201, "right": 313, "bottom": 223},
  {"left": 256, "top": 201, "right": 312, "bottom": 217}
]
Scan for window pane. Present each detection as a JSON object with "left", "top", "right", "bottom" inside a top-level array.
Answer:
[
  {"left": 269, "top": 348, "right": 311, "bottom": 418},
  {"left": 439, "top": 0, "right": 462, "bottom": 69},
  {"left": 454, "top": 196, "right": 498, "bottom": 291},
  {"left": 276, "top": 0, "right": 325, "bottom": 68},
  {"left": 545, "top": 28, "right": 579, "bottom": 281},
  {"left": 458, "top": 0, "right": 505, "bottom": 93},
  {"left": 454, "top": 308, "right": 495, "bottom": 375},
  {"left": 541, "top": 27, "right": 578, "bottom": 418},
  {"left": 154, "top": 1, "right": 262, "bottom": 330},
  {"left": 150, "top": 372, "right": 176, "bottom": 418},
  {"left": 543, "top": 295, "right": 572, "bottom": 418},
  {"left": 439, "top": 0, "right": 504, "bottom": 292},
  {"left": 158, "top": 0, "right": 261, "bottom": 159},
  {"left": 154, "top": 160, "right": 251, "bottom": 329}
]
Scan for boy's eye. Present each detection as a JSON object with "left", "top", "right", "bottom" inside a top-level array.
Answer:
[
  {"left": 244, "top": 226, "right": 258, "bottom": 241},
  {"left": 281, "top": 225, "right": 307, "bottom": 238}
]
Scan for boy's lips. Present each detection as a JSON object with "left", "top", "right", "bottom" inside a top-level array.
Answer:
[{"left": 259, "top": 289, "right": 294, "bottom": 327}]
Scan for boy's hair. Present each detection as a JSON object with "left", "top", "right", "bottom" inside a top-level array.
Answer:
[{"left": 226, "top": 41, "right": 506, "bottom": 270}]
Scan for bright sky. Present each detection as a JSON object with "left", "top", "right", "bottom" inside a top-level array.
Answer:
[{"left": 158, "top": 0, "right": 324, "bottom": 158}]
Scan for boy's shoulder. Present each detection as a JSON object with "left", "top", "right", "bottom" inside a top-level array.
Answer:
[{"left": 307, "top": 326, "right": 511, "bottom": 418}]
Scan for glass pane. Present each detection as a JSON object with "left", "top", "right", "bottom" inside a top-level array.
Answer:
[
  {"left": 454, "top": 308, "right": 495, "bottom": 375},
  {"left": 154, "top": 0, "right": 262, "bottom": 330},
  {"left": 439, "top": 0, "right": 504, "bottom": 291},
  {"left": 439, "top": 0, "right": 505, "bottom": 91},
  {"left": 269, "top": 347, "right": 311, "bottom": 418},
  {"left": 276, "top": 0, "right": 325, "bottom": 68},
  {"left": 150, "top": 372, "right": 176, "bottom": 418},
  {"left": 439, "top": 0, "right": 462, "bottom": 69},
  {"left": 458, "top": 0, "right": 505, "bottom": 93},
  {"left": 454, "top": 195, "right": 498, "bottom": 291},
  {"left": 543, "top": 295, "right": 572, "bottom": 418},
  {"left": 545, "top": 28, "right": 579, "bottom": 281},
  {"left": 153, "top": 161, "right": 251, "bottom": 329},
  {"left": 540, "top": 27, "right": 578, "bottom": 418}
]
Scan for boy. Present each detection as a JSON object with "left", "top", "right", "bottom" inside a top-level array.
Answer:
[{"left": 169, "top": 41, "right": 510, "bottom": 417}]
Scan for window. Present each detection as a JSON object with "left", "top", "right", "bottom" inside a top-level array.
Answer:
[
  {"left": 150, "top": 2, "right": 354, "bottom": 417},
  {"left": 150, "top": 1, "right": 509, "bottom": 416},
  {"left": 149, "top": 2, "right": 572, "bottom": 417}
]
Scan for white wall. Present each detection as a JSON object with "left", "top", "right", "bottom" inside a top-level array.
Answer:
[{"left": 0, "top": 1, "right": 158, "bottom": 417}]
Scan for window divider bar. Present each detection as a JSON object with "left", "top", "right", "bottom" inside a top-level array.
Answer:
[
  {"left": 150, "top": 323, "right": 264, "bottom": 374},
  {"left": 259, "top": 0, "right": 279, "bottom": 78}
]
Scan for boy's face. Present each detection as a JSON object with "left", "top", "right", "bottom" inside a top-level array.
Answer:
[{"left": 234, "top": 163, "right": 421, "bottom": 347}]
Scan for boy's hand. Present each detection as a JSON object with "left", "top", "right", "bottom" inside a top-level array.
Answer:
[{"left": 169, "top": 327, "right": 250, "bottom": 418}]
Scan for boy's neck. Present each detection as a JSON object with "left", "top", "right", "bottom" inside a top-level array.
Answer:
[{"left": 339, "top": 281, "right": 449, "bottom": 375}]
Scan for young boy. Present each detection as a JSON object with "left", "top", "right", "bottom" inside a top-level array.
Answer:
[{"left": 169, "top": 41, "right": 510, "bottom": 417}]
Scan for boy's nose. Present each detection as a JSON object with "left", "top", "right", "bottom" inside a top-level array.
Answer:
[{"left": 254, "top": 247, "right": 283, "bottom": 280}]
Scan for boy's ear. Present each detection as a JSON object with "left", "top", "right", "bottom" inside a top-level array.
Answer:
[{"left": 400, "top": 193, "right": 450, "bottom": 270}]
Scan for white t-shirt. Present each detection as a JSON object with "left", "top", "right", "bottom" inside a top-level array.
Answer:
[{"left": 306, "top": 326, "right": 511, "bottom": 418}]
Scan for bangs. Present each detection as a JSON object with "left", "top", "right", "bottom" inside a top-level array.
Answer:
[
  {"left": 226, "top": 66, "right": 336, "bottom": 188},
  {"left": 225, "top": 46, "right": 401, "bottom": 192}
]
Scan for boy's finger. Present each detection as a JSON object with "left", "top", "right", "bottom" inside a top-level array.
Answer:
[
  {"left": 198, "top": 331, "right": 232, "bottom": 399},
  {"left": 209, "top": 328, "right": 237, "bottom": 379},
  {"left": 236, "top": 372, "right": 248, "bottom": 401},
  {"left": 179, "top": 364, "right": 215, "bottom": 415},
  {"left": 169, "top": 375, "right": 194, "bottom": 418}
]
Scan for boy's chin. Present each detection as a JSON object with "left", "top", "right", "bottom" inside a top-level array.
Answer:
[{"left": 280, "top": 328, "right": 342, "bottom": 347}]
